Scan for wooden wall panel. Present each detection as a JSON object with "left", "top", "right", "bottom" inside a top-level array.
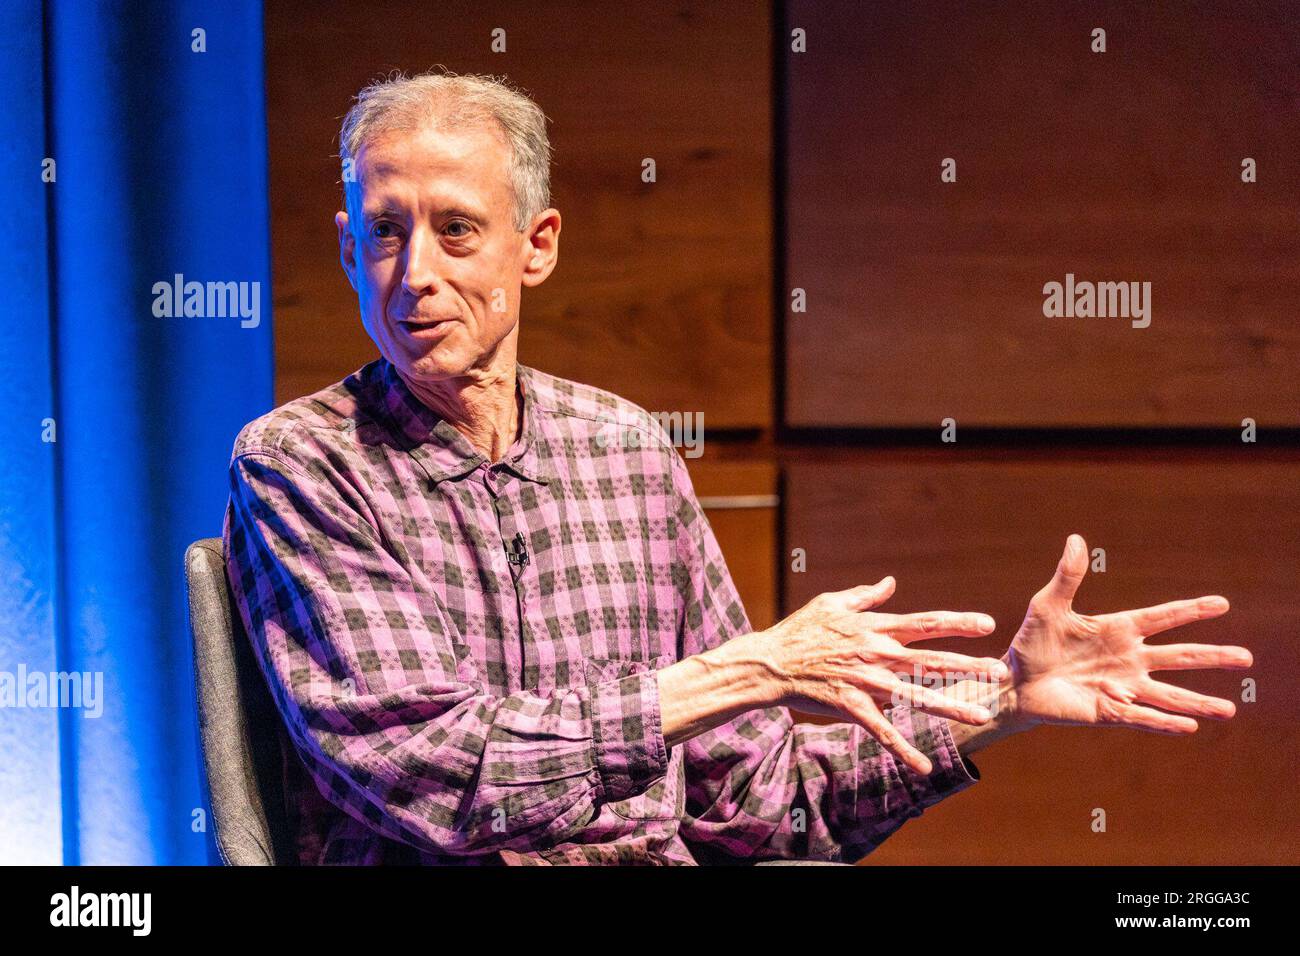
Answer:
[
  {"left": 783, "top": 0, "right": 1300, "bottom": 427},
  {"left": 784, "top": 452, "right": 1299, "bottom": 864},
  {"left": 688, "top": 460, "right": 780, "bottom": 631},
  {"left": 265, "top": 0, "right": 772, "bottom": 428}
]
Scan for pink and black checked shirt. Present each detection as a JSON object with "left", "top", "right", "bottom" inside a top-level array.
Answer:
[{"left": 223, "top": 357, "right": 978, "bottom": 865}]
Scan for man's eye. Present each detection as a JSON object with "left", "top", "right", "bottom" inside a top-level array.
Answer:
[
  {"left": 372, "top": 222, "right": 399, "bottom": 240},
  {"left": 445, "top": 221, "right": 471, "bottom": 238}
]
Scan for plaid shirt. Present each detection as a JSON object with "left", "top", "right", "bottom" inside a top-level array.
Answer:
[{"left": 223, "top": 357, "right": 978, "bottom": 865}]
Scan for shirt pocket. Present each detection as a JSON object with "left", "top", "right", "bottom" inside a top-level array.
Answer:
[{"left": 582, "top": 654, "right": 682, "bottom": 822}]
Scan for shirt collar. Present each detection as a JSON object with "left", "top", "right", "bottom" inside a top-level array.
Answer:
[{"left": 374, "top": 357, "right": 552, "bottom": 486}]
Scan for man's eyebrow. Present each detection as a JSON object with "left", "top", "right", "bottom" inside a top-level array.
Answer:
[
  {"left": 360, "top": 204, "right": 489, "bottom": 225},
  {"left": 361, "top": 205, "right": 403, "bottom": 223},
  {"left": 442, "top": 205, "right": 489, "bottom": 226}
]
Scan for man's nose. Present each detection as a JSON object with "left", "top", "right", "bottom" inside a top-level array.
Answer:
[{"left": 401, "top": 230, "right": 441, "bottom": 297}]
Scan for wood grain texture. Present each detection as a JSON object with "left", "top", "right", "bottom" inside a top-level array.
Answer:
[
  {"left": 266, "top": 0, "right": 772, "bottom": 426},
  {"left": 784, "top": 451, "right": 1299, "bottom": 864},
  {"left": 783, "top": 0, "right": 1300, "bottom": 427}
]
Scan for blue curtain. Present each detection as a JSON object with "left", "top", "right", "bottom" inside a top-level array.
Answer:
[{"left": 0, "top": 1, "right": 273, "bottom": 864}]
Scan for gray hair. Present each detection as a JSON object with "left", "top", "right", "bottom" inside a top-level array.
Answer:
[{"left": 339, "top": 68, "right": 552, "bottom": 231}]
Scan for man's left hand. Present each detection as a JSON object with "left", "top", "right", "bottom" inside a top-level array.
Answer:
[{"left": 1001, "top": 534, "right": 1253, "bottom": 734}]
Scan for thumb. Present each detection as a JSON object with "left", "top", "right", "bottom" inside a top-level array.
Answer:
[
  {"left": 842, "top": 576, "right": 897, "bottom": 611},
  {"left": 1043, "top": 534, "right": 1088, "bottom": 606}
]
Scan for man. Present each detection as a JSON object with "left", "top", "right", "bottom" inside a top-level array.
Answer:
[{"left": 224, "top": 70, "right": 1251, "bottom": 865}]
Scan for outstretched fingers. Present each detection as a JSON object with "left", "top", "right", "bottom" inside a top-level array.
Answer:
[
  {"left": 1122, "top": 595, "right": 1230, "bottom": 637},
  {"left": 880, "top": 610, "right": 997, "bottom": 643},
  {"left": 1134, "top": 679, "right": 1237, "bottom": 721},
  {"left": 839, "top": 689, "right": 933, "bottom": 776},
  {"left": 1106, "top": 701, "right": 1199, "bottom": 735},
  {"left": 897, "top": 648, "right": 1009, "bottom": 682},
  {"left": 1145, "top": 642, "right": 1253, "bottom": 672},
  {"left": 886, "top": 679, "right": 994, "bottom": 726}
]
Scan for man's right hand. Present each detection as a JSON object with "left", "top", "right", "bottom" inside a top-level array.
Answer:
[
  {"left": 752, "top": 577, "right": 1007, "bottom": 774},
  {"left": 658, "top": 576, "right": 1007, "bottom": 775}
]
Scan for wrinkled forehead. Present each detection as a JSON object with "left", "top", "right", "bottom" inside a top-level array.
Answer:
[{"left": 347, "top": 118, "right": 513, "bottom": 216}]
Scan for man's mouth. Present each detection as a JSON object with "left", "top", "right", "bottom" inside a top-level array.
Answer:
[
  {"left": 398, "top": 317, "right": 456, "bottom": 338},
  {"left": 399, "top": 316, "right": 453, "bottom": 327}
]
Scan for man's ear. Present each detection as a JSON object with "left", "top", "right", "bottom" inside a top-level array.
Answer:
[
  {"left": 336, "top": 210, "right": 359, "bottom": 292},
  {"left": 521, "top": 208, "right": 561, "bottom": 288}
]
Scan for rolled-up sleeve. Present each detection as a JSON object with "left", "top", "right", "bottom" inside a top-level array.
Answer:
[
  {"left": 224, "top": 447, "right": 670, "bottom": 858},
  {"left": 665, "top": 449, "right": 979, "bottom": 863}
]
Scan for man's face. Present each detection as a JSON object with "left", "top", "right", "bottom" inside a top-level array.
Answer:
[{"left": 336, "top": 120, "right": 555, "bottom": 384}]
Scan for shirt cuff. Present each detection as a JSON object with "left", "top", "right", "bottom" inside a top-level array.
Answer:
[
  {"left": 589, "top": 669, "right": 670, "bottom": 803},
  {"left": 879, "top": 705, "right": 981, "bottom": 813}
]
